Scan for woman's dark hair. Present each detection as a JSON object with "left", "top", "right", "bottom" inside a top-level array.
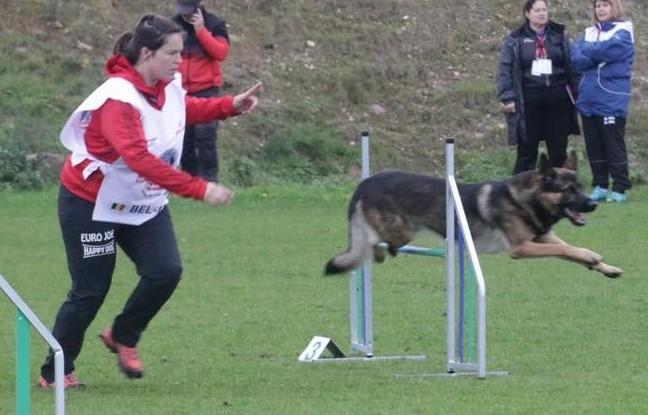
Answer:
[
  {"left": 113, "top": 14, "right": 182, "bottom": 64},
  {"left": 523, "top": 0, "right": 547, "bottom": 20}
]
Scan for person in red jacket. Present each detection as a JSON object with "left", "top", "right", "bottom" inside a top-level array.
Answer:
[
  {"left": 38, "top": 14, "right": 261, "bottom": 389},
  {"left": 173, "top": 0, "right": 230, "bottom": 181}
]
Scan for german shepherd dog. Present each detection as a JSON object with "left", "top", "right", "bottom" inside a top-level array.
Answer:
[{"left": 325, "top": 155, "right": 622, "bottom": 278}]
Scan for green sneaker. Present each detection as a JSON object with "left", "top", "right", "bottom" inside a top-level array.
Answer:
[
  {"left": 607, "top": 191, "right": 627, "bottom": 203},
  {"left": 589, "top": 186, "right": 608, "bottom": 201}
]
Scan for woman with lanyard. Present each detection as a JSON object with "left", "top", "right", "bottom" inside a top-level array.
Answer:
[
  {"left": 496, "top": 0, "right": 580, "bottom": 174},
  {"left": 38, "top": 14, "right": 261, "bottom": 388},
  {"left": 571, "top": 0, "right": 634, "bottom": 202}
]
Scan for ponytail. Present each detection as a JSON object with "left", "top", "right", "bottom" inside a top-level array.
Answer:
[
  {"left": 113, "top": 32, "right": 139, "bottom": 64},
  {"left": 112, "top": 15, "right": 182, "bottom": 65}
]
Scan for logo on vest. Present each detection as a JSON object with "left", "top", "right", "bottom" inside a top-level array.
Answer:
[
  {"left": 79, "top": 111, "right": 92, "bottom": 126},
  {"left": 111, "top": 203, "right": 126, "bottom": 211},
  {"left": 81, "top": 230, "right": 116, "bottom": 259},
  {"left": 160, "top": 148, "right": 179, "bottom": 167},
  {"left": 129, "top": 204, "right": 164, "bottom": 215},
  {"left": 135, "top": 178, "right": 166, "bottom": 197}
]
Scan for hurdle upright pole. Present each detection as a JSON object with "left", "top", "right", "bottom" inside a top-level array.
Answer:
[
  {"left": 361, "top": 130, "right": 370, "bottom": 179},
  {"left": 445, "top": 138, "right": 456, "bottom": 372},
  {"left": 457, "top": 228, "right": 465, "bottom": 362},
  {"left": 349, "top": 130, "right": 374, "bottom": 356},
  {"left": 360, "top": 131, "right": 373, "bottom": 356}
]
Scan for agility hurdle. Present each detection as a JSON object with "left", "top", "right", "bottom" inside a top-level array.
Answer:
[
  {"left": 301, "top": 133, "right": 503, "bottom": 378},
  {"left": 409, "top": 138, "right": 506, "bottom": 378},
  {"left": 346, "top": 131, "right": 437, "bottom": 362},
  {"left": 1, "top": 273, "right": 65, "bottom": 415},
  {"left": 444, "top": 138, "right": 486, "bottom": 377}
]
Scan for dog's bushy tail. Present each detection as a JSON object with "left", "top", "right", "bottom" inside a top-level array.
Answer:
[{"left": 324, "top": 205, "right": 374, "bottom": 275}]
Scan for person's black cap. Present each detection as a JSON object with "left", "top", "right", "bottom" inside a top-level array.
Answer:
[{"left": 175, "top": 0, "right": 200, "bottom": 15}]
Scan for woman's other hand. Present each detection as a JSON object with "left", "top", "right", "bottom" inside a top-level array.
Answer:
[
  {"left": 503, "top": 102, "right": 516, "bottom": 113},
  {"left": 203, "top": 182, "right": 234, "bottom": 206}
]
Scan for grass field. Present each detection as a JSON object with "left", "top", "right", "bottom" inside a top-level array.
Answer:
[{"left": 1, "top": 183, "right": 648, "bottom": 414}]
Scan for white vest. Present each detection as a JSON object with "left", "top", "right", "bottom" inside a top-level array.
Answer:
[
  {"left": 60, "top": 75, "right": 186, "bottom": 225},
  {"left": 584, "top": 21, "right": 634, "bottom": 43}
]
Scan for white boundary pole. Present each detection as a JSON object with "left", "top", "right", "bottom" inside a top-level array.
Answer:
[{"left": 1, "top": 274, "right": 65, "bottom": 415}]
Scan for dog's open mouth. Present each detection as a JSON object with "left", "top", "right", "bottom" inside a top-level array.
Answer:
[{"left": 564, "top": 207, "right": 586, "bottom": 226}]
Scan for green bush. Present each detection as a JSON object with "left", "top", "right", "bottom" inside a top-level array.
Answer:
[
  {"left": 229, "top": 156, "right": 260, "bottom": 187},
  {"left": 0, "top": 143, "right": 46, "bottom": 190},
  {"left": 261, "top": 123, "right": 355, "bottom": 183},
  {"left": 455, "top": 148, "right": 514, "bottom": 182}
]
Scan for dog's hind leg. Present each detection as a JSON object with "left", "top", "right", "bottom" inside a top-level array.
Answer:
[
  {"left": 373, "top": 246, "right": 386, "bottom": 263},
  {"left": 385, "top": 231, "right": 414, "bottom": 257},
  {"left": 325, "top": 205, "right": 378, "bottom": 275},
  {"left": 387, "top": 245, "right": 400, "bottom": 257},
  {"left": 369, "top": 212, "right": 414, "bottom": 257}
]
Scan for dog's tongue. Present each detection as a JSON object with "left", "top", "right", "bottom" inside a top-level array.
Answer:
[{"left": 566, "top": 208, "right": 586, "bottom": 226}]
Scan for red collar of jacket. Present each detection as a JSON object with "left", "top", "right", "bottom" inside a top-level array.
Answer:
[{"left": 104, "top": 55, "right": 172, "bottom": 110}]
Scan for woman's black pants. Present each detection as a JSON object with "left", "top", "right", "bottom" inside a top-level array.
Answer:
[
  {"left": 581, "top": 114, "right": 631, "bottom": 193},
  {"left": 514, "top": 90, "right": 572, "bottom": 174},
  {"left": 40, "top": 186, "right": 182, "bottom": 381}
]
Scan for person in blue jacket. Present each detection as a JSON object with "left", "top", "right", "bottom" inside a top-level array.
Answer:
[{"left": 571, "top": 0, "right": 634, "bottom": 202}]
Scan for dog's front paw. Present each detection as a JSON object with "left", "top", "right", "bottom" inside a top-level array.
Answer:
[
  {"left": 577, "top": 248, "right": 603, "bottom": 265},
  {"left": 593, "top": 262, "right": 623, "bottom": 278}
]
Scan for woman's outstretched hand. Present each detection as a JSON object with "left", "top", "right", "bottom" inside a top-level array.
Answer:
[{"left": 232, "top": 81, "right": 262, "bottom": 114}]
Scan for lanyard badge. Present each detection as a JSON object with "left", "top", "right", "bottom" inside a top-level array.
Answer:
[{"left": 531, "top": 34, "right": 552, "bottom": 76}]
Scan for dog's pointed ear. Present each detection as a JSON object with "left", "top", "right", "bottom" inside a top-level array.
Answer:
[
  {"left": 538, "top": 153, "right": 552, "bottom": 176},
  {"left": 563, "top": 150, "right": 578, "bottom": 171},
  {"left": 538, "top": 153, "right": 557, "bottom": 185}
]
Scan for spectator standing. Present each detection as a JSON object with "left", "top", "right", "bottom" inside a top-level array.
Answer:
[
  {"left": 173, "top": 0, "right": 230, "bottom": 181},
  {"left": 571, "top": 0, "right": 634, "bottom": 202},
  {"left": 496, "top": 0, "right": 580, "bottom": 174}
]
